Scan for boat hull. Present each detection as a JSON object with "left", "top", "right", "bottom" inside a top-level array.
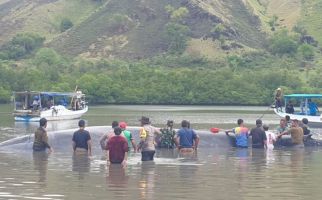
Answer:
[
  {"left": 273, "top": 108, "right": 322, "bottom": 127},
  {"left": 14, "top": 105, "right": 88, "bottom": 122}
]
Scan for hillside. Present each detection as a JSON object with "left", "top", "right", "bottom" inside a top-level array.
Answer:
[
  {"left": 0, "top": 0, "right": 268, "bottom": 59},
  {"left": 47, "top": 0, "right": 268, "bottom": 59},
  {"left": 1, "top": 0, "right": 321, "bottom": 59},
  {"left": 1, "top": 0, "right": 322, "bottom": 105}
]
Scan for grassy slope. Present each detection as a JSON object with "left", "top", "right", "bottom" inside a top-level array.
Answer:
[
  {"left": 246, "top": 0, "right": 301, "bottom": 31},
  {"left": 0, "top": 0, "right": 271, "bottom": 59},
  {"left": 301, "top": 0, "right": 322, "bottom": 44},
  {"left": 300, "top": 0, "right": 322, "bottom": 68},
  {"left": 22, "top": 0, "right": 103, "bottom": 42},
  {"left": 1, "top": 0, "right": 321, "bottom": 62},
  {"left": 265, "top": 0, "right": 301, "bottom": 30},
  {"left": 0, "top": 0, "right": 104, "bottom": 44},
  {"left": 185, "top": 0, "right": 266, "bottom": 60}
]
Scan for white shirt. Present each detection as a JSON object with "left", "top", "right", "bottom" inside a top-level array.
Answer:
[{"left": 265, "top": 131, "right": 276, "bottom": 150}]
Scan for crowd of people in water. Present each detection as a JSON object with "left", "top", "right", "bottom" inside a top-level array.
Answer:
[
  {"left": 31, "top": 114, "right": 311, "bottom": 167},
  {"left": 225, "top": 115, "right": 311, "bottom": 150},
  {"left": 32, "top": 116, "right": 200, "bottom": 167}
]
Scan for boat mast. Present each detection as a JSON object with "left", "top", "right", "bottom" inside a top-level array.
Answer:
[{"left": 305, "top": 98, "right": 308, "bottom": 115}]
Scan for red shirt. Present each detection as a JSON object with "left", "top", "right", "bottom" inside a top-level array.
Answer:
[{"left": 107, "top": 136, "right": 128, "bottom": 163}]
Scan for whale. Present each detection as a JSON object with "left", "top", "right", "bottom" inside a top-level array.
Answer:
[
  {"left": 0, "top": 126, "right": 321, "bottom": 153},
  {"left": 0, "top": 126, "right": 232, "bottom": 153}
]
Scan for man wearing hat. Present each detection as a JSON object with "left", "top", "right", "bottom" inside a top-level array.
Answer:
[
  {"left": 249, "top": 119, "right": 267, "bottom": 148},
  {"left": 137, "top": 116, "right": 161, "bottom": 161},
  {"left": 72, "top": 119, "right": 92, "bottom": 156}
]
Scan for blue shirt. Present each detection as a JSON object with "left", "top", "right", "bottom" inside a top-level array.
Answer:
[
  {"left": 177, "top": 128, "right": 197, "bottom": 148},
  {"left": 232, "top": 127, "right": 249, "bottom": 147},
  {"left": 72, "top": 130, "right": 91, "bottom": 150},
  {"left": 309, "top": 102, "right": 318, "bottom": 115}
]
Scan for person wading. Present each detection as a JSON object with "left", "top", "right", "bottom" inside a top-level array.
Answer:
[
  {"left": 72, "top": 119, "right": 92, "bottom": 156},
  {"left": 107, "top": 127, "right": 128, "bottom": 167},
  {"left": 137, "top": 116, "right": 161, "bottom": 161},
  {"left": 175, "top": 120, "right": 199, "bottom": 154},
  {"left": 119, "top": 121, "right": 137, "bottom": 153},
  {"left": 225, "top": 119, "right": 249, "bottom": 148},
  {"left": 277, "top": 119, "right": 304, "bottom": 148},
  {"left": 249, "top": 119, "right": 267, "bottom": 149},
  {"left": 33, "top": 118, "right": 53, "bottom": 153}
]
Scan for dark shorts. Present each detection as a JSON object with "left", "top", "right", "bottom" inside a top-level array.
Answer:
[
  {"left": 33, "top": 145, "right": 46, "bottom": 152},
  {"left": 110, "top": 160, "right": 123, "bottom": 164},
  {"left": 292, "top": 144, "right": 304, "bottom": 149},
  {"left": 141, "top": 150, "right": 155, "bottom": 161},
  {"left": 236, "top": 145, "right": 248, "bottom": 148},
  {"left": 252, "top": 144, "right": 264, "bottom": 148}
]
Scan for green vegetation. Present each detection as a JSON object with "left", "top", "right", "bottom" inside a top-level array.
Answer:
[
  {"left": 60, "top": 18, "right": 74, "bottom": 32},
  {"left": 0, "top": 40, "right": 320, "bottom": 105},
  {"left": 0, "top": 0, "right": 322, "bottom": 106},
  {"left": 268, "top": 29, "right": 298, "bottom": 56},
  {"left": 0, "top": 33, "right": 45, "bottom": 60}
]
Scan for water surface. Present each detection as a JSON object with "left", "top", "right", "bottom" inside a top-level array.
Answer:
[{"left": 0, "top": 104, "right": 322, "bottom": 200}]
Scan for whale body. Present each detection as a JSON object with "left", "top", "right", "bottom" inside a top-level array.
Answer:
[
  {"left": 0, "top": 126, "right": 232, "bottom": 153},
  {"left": 0, "top": 126, "right": 321, "bottom": 153}
]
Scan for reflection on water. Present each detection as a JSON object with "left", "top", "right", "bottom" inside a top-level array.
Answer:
[
  {"left": 107, "top": 164, "right": 129, "bottom": 188},
  {"left": 139, "top": 162, "right": 156, "bottom": 200},
  {"left": 33, "top": 151, "right": 49, "bottom": 187},
  {"left": 72, "top": 154, "right": 91, "bottom": 180}
]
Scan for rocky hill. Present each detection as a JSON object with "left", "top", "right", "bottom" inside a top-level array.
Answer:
[{"left": 0, "top": 0, "right": 321, "bottom": 60}]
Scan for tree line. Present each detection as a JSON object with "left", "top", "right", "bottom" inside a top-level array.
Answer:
[{"left": 0, "top": 27, "right": 321, "bottom": 105}]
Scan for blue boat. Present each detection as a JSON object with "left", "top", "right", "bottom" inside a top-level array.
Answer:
[
  {"left": 274, "top": 93, "right": 322, "bottom": 127},
  {"left": 13, "top": 91, "right": 88, "bottom": 122}
]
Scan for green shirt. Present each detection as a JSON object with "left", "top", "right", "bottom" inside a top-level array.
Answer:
[{"left": 122, "top": 130, "right": 132, "bottom": 148}]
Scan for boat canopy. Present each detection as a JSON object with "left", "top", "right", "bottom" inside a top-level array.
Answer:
[
  {"left": 14, "top": 91, "right": 84, "bottom": 97},
  {"left": 284, "top": 94, "right": 322, "bottom": 99}
]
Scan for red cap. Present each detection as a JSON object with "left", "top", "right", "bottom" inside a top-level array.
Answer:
[{"left": 119, "top": 121, "right": 127, "bottom": 129}]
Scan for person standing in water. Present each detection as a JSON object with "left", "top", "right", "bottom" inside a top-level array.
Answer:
[
  {"left": 137, "top": 116, "right": 161, "bottom": 161},
  {"left": 263, "top": 124, "right": 276, "bottom": 150},
  {"left": 249, "top": 119, "right": 267, "bottom": 149},
  {"left": 225, "top": 119, "right": 249, "bottom": 148},
  {"left": 158, "top": 120, "right": 176, "bottom": 149},
  {"left": 107, "top": 127, "right": 128, "bottom": 167},
  {"left": 277, "top": 119, "right": 304, "bottom": 148},
  {"left": 33, "top": 118, "right": 53, "bottom": 153},
  {"left": 100, "top": 121, "right": 123, "bottom": 151},
  {"left": 175, "top": 120, "right": 199, "bottom": 154},
  {"left": 119, "top": 121, "right": 137, "bottom": 153},
  {"left": 276, "top": 118, "right": 288, "bottom": 134},
  {"left": 72, "top": 119, "right": 92, "bottom": 156}
]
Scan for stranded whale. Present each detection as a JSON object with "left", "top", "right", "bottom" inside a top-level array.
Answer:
[
  {"left": 0, "top": 126, "right": 231, "bottom": 153},
  {"left": 0, "top": 126, "right": 321, "bottom": 153}
]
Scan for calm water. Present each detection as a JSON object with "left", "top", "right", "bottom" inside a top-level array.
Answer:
[{"left": 1, "top": 104, "right": 322, "bottom": 200}]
